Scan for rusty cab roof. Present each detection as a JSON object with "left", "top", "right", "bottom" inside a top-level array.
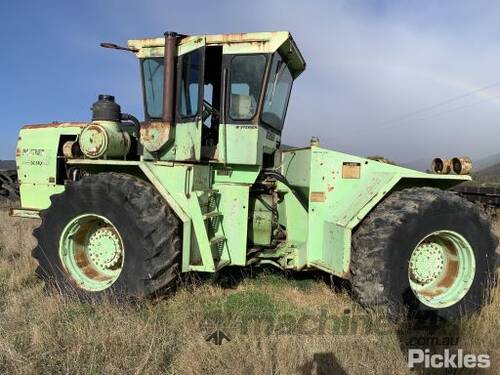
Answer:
[{"left": 128, "top": 31, "right": 306, "bottom": 78}]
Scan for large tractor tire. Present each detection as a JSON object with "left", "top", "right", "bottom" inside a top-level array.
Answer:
[
  {"left": 32, "top": 173, "right": 181, "bottom": 300},
  {"left": 351, "top": 187, "right": 497, "bottom": 320}
]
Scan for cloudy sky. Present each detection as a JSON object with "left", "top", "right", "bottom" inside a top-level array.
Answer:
[{"left": 1, "top": 0, "right": 500, "bottom": 164}]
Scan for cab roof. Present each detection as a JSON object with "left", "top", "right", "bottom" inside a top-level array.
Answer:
[{"left": 128, "top": 31, "right": 306, "bottom": 78}]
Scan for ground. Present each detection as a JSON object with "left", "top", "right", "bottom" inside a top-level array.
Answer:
[{"left": 0, "top": 206, "right": 498, "bottom": 374}]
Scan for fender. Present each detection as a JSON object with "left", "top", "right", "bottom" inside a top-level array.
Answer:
[{"left": 281, "top": 146, "right": 470, "bottom": 277}]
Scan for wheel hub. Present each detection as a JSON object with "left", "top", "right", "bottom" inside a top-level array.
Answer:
[
  {"left": 409, "top": 242, "right": 446, "bottom": 285},
  {"left": 407, "top": 230, "right": 476, "bottom": 309},
  {"left": 87, "top": 227, "right": 122, "bottom": 269},
  {"left": 59, "top": 214, "right": 125, "bottom": 291}
]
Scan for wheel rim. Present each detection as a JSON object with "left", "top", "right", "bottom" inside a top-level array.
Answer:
[
  {"left": 59, "top": 214, "right": 124, "bottom": 291},
  {"left": 408, "top": 230, "right": 475, "bottom": 308}
]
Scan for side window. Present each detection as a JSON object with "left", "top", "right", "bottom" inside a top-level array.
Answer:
[
  {"left": 229, "top": 55, "right": 266, "bottom": 120},
  {"left": 179, "top": 49, "right": 202, "bottom": 117},
  {"left": 142, "top": 58, "right": 164, "bottom": 119},
  {"left": 261, "top": 53, "right": 293, "bottom": 130},
  {"left": 203, "top": 83, "right": 214, "bottom": 127}
]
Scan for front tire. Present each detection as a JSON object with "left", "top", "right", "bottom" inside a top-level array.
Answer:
[
  {"left": 351, "top": 187, "right": 497, "bottom": 320},
  {"left": 32, "top": 172, "right": 181, "bottom": 300}
]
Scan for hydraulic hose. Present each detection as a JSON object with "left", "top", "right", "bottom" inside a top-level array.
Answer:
[
  {"left": 121, "top": 113, "right": 141, "bottom": 140},
  {"left": 261, "top": 169, "right": 309, "bottom": 209}
]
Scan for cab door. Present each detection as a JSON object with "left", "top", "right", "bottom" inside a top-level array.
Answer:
[{"left": 175, "top": 36, "right": 206, "bottom": 161}]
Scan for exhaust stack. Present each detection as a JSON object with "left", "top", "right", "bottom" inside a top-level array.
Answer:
[
  {"left": 163, "top": 31, "right": 177, "bottom": 125},
  {"left": 139, "top": 32, "right": 179, "bottom": 154}
]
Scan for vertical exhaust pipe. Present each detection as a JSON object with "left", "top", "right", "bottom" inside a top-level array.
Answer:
[
  {"left": 140, "top": 31, "right": 179, "bottom": 154},
  {"left": 163, "top": 31, "right": 178, "bottom": 125}
]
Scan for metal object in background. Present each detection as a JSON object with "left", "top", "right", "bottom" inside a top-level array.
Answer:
[
  {"left": 454, "top": 183, "right": 500, "bottom": 206},
  {"left": 0, "top": 169, "right": 19, "bottom": 201}
]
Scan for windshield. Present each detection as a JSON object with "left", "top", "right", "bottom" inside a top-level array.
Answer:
[
  {"left": 229, "top": 55, "right": 266, "bottom": 120},
  {"left": 142, "top": 58, "right": 164, "bottom": 119},
  {"left": 261, "top": 53, "right": 293, "bottom": 130}
]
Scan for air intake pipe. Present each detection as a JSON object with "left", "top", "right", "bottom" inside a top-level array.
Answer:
[
  {"left": 78, "top": 95, "right": 131, "bottom": 159},
  {"left": 431, "top": 157, "right": 451, "bottom": 174},
  {"left": 451, "top": 156, "right": 472, "bottom": 175}
]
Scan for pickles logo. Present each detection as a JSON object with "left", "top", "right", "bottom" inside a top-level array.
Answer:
[{"left": 408, "top": 349, "right": 490, "bottom": 369}]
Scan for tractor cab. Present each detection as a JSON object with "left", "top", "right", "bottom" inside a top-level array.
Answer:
[{"left": 128, "top": 32, "right": 306, "bottom": 166}]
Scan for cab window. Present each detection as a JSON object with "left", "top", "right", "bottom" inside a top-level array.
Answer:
[
  {"left": 179, "top": 49, "right": 202, "bottom": 117},
  {"left": 229, "top": 55, "right": 266, "bottom": 120},
  {"left": 142, "top": 58, "right": 164, "bottom": 119},
  {"left": 261, "top": 53, "right": 293, "bottom": 130}
]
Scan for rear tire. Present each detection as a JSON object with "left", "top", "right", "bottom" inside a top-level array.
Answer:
[
  {"left": 351, "top": 187, "right": 497, "bottom": 320},
  {"left": 32, "top": 172, "right": 181, "bottom": 300}
]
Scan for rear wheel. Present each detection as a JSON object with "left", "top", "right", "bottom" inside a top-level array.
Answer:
[
  {"left": 32, "top": 172, "right": 181, "bottom": 300},
  {"left": 351, "top": 187, "right": 497, "bottom": 320}
]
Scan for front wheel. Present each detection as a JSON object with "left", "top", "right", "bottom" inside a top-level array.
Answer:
[
  {"left": 351, "top": 187, "right": 497, "bottom": 320},
  {"left": 32, "top": 172, "right": 181, "bottom": 300}
]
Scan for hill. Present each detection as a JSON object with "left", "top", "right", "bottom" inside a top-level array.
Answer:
[
  {"left": 0, "top": 160, "right": 15, "bottom": 170},
  {"left": 474, "top": 152, "right": 500, "bottom": 172},
  {"left": 400, "top": 157, "right": 430, "bottom": 172},
  {"left": 474, "top": 162, "right": 500, "bottom": 182}
]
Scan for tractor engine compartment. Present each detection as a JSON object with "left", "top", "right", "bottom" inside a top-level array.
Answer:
[{"left": 248, "top": 178, "right": 283, "bottom": 248}]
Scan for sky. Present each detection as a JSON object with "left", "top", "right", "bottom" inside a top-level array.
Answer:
[{"left": 1, "top": 0, "right": 500, "bottom": 164}]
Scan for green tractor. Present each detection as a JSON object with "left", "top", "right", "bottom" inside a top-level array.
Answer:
[{"left": 13, "top": 31, "right": 497, "bottom": 319}]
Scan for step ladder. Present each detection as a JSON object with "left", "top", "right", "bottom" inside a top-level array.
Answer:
[{"left": 189, "top": 189, "right": 227, "bottom": 271}]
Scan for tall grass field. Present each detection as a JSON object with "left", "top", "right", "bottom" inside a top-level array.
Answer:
[{"left": 0, "top": 208, "right": 498, "bottom": 374}]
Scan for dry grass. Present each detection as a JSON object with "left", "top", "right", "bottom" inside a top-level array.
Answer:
[{"left": 0, "top": 208, "right": 498, "bottom": 374}]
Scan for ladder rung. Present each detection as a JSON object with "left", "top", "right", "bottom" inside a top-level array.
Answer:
[
  {"left": 196, "top": 189, "right": 219, "bottom": 194},
  {"left": 203, "top": 211, "right": 223, "bottom": 220},
  {"left": 210, "top": 235, "right": 226, "bottom": 245}
]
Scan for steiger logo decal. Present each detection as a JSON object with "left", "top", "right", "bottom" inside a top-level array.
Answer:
[{"left": 21, "top": 148, "right": 50, "bottom": 166}]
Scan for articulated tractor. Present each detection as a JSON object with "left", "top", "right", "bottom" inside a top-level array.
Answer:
[{"left": 13, "top": 31, "right": 497, "bottom": 319}]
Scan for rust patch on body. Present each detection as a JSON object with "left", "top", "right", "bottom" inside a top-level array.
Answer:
[
  {"left": 310, "top": 192, "right": 326, "bottom": 202},
  {"left": 340, "top": 270, "right": 351, "bottom": 279},
  {"left": 436, "top": 260, "right": 459, "bottom": 289},
  {"left": 82, "top": 124, "right": 106, "bottom": 157},
  {"left": 22, "top": 122, "right": 88, "bottom": 130},
  {"left": 219, "top": 32, "right": 275, "bottom": 44},
  {"left": 140, "top": 121, "right": 172, "bottom": 152}
]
